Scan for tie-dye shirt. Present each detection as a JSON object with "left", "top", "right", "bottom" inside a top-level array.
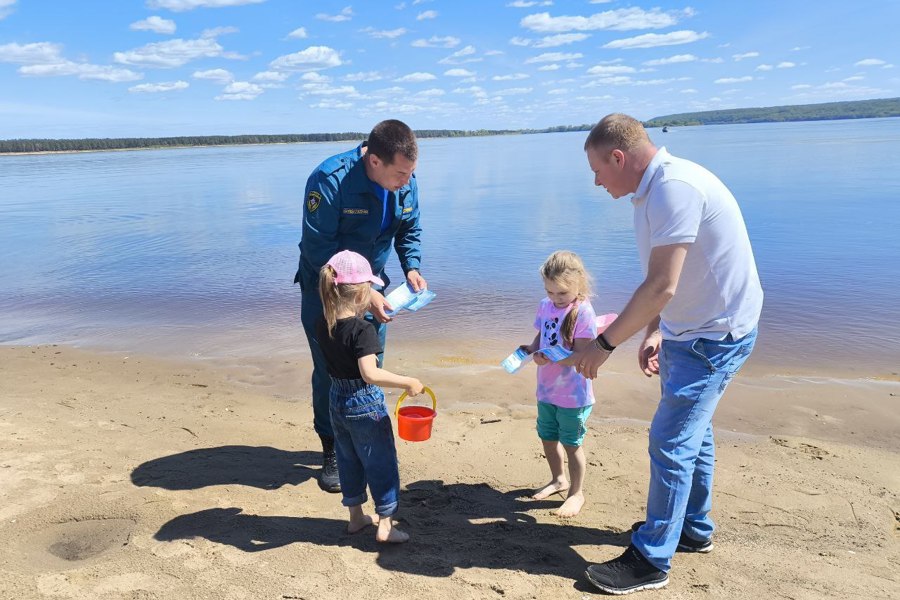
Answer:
[{"left": 534, "top": 298, "right": 598, "bottom": 408}]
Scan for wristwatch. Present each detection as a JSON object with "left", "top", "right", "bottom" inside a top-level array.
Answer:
[{"left": 594, "top": 333, "right": 616, "bottom": 353}]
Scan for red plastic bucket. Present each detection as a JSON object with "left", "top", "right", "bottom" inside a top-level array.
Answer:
[{"left": 395, "top": 387, "right": 437, "bottom": 442}]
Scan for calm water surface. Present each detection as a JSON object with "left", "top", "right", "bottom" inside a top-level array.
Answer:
[{"left": 1, "top": 119, "right": 899, "bottom": 376}]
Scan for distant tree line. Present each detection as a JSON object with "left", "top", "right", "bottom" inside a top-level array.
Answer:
[
  {"left": 0, "top": 125, "right": 594, "bottom": 154},
  {"left": 645, "top": 97, "right": 900, "bottom": 127}
]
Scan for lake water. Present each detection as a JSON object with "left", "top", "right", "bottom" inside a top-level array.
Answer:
[{"left": 1, "top": 118, "right": 899, "bottom": 377}]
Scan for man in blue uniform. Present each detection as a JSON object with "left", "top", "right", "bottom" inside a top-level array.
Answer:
[{"left": 294, "top": 119, "right": 427, "bottom": 492}]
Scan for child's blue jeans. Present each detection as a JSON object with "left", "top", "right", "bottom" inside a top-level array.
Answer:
[
  {"left": 632, "top": 329, "right": 757, "bottom": 572},
  {"left": 329, "top": 377, "right": 400, "bottom": 517}
]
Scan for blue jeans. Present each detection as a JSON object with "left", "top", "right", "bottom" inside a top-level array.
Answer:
[
  {"left": 329, "top": 378, "right": 400, "bottom": 517},
  {"left": 301, "top": 288, "right": 386, "bottom": 439},
  {"left": 632, "top": 329, "right": 757, "bottom": 572}
]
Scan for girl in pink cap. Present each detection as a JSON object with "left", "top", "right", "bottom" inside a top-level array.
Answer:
[{"left": 316, "top": 250, "right": 424, "bottom": 543}]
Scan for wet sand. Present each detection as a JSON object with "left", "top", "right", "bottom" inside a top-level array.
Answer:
[{"left": 0, "top": 344, "right": 898, "bottom": 599}]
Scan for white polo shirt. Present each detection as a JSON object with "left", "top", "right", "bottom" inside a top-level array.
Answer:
[{"left": 631, "top": 147, "right": 763, "bottom": 341}]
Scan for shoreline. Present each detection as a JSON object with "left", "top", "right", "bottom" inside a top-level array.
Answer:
[{"left": 1, "top": 343, "right": 897, "bottom": 599}]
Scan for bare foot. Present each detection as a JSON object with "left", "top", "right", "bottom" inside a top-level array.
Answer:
[
  {"left": 531, "top": 479, "right": 569, "bottom": 500},
  {"left": 556, "top": 492, "right": 585, "bottom": 518},
  {"left": 348, "top": 513, "right": 378, "bottom": 534},
  {"left": 376, "top": 520, "right": 409, "bottom": 543}
]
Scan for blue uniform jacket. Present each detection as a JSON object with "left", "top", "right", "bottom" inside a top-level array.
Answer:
[{"left": 293, "top": 143, "right": 422, "bottom": 292}]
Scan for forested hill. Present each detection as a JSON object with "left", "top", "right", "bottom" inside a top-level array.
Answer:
[
  {"left": 645, "top": 97, "right": 900, "bottom": 127},
  {"left": 0, "top": 125, "right": 590, "bottom": 154}
]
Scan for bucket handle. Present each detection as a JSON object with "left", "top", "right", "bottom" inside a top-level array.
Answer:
[{"left": 395, "top": 386, "right": 437, "bottom": 418}]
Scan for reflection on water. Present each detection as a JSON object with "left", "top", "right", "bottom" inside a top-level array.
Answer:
[{"left": 1, "top": 119, "right": 899, "bottom": 376}]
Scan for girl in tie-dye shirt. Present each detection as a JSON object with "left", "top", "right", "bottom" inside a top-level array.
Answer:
[{"left": 520, "top": 250, "right": 598, "bottom": 518}]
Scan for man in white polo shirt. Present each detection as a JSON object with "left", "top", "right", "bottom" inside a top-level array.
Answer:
[{"left": 575, "top": 113, "right": 763, "bottom": 595}]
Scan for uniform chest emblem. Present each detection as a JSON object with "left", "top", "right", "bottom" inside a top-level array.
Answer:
[{"left": 306, "top": 191, "right": 322, "bottom": 213}]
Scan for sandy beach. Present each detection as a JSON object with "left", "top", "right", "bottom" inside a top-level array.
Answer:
[{"left": 1, "top": 343, "right": 898, "bottom": 600}]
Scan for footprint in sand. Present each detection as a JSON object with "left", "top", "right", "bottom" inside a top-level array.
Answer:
[{"left": 28, "top": 518, "right": 135, "bottom": 566}]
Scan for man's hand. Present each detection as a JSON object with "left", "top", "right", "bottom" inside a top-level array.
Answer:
[
  {"left": 406, "top": 270, "right": 427, "bottom": 292},
  {"left": 574, "top": 346, "right": 612, "bottom": 379},
  {"left": 638, "top": 329, "right": 662, "bottom": 377},
  {"left": 369, "top": 288, "right": 393, "bottom": 323}
]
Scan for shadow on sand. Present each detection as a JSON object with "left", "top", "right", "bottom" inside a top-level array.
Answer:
[
  {"left": 152, "top": 478, "right": 629, "bottom": 581},
  {"left": 130, "top": 445, "right": 319, "bottom": 490}
]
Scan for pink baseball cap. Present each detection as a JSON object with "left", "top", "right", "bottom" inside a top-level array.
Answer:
[{"left": 326, "top": 250, "right": 385, "bottom": 287}]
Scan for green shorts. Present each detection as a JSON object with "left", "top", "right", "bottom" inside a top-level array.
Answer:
[{"left": 536, "top": 402, "right": 593, "bottom": 447}]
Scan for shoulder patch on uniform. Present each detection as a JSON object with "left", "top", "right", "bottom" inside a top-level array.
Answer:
[{"left": 306, "top": 190, "right": 322, "bottom": 213}]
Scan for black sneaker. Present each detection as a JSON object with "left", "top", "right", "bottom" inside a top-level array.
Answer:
[
  {"left": 585, "top": 545, "right": 669, "bottom": 595},
  {"left": 318, "top": 437, "right": 341, "bottom": 493},
  {"left": 630, "top": 521, "right": 714, "bottom": 553}
]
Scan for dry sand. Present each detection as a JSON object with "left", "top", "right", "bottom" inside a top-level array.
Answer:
[{"left": 1, "top": 344, "right": 898, "bottom": 600}]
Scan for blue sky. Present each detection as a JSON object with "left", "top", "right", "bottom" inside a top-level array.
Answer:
[{"left": 1, "top": 0, "right": 897, "bottom": 138}]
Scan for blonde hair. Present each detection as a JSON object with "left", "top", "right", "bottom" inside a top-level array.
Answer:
[
  {"left": 583, "top": 113, "right": 650, "bottom": 154},
  {"left": 318, "top": 265, "right": 372, "bottom": 337},
  {"left": 540, "top": 250, "right": 593, "bottom": 348}
]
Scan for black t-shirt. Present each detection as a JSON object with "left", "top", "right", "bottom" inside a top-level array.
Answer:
[{"left": 315, "top": 316, "right": 383, "bottom": 379}]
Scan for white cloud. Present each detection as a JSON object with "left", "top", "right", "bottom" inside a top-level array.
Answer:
[
  {"left": 525, "top": 51, "right": 582, "bottom": 64},
  {"left": 756, "top": 64, "right": 773, "bottom": 71},
  {"left": 269, "top": 46, "right": 342, "bottom": 71},
  {"left": 19, "top": 62, "right": 143, "bottom": 82},
  {"left": 843, "top": 75, "right": 864, "bottom": 82},
  {"left": 538, "top": 64, "right": 560, "bottom": 71},
  {"left": 344, "top": 71, "right": 382, "bottom": 82},
  {"left": 521, "top": 8, "right": 690, "bottom": 33},
  {"left": 509, "top": 37, "right": 532, "bottom": 47},
  {"left": 547, "top": 88, "right": 568, "bottom": 95},
  {"left": 147, "top": 0, "right": 265, "bottom": 11},
  {"left": 855, "top": 58, "right": 886, "bottom": 67},
  {"left": 316, "top": 6, "right": 353, "bottom": 22},
  {"left": 130, "top": 16, "right": 177, "bottom": 35},
  {"left": 438, "top": 45, "right": 481, "bottom": 65},
  {"left": 643, "top": 54, "right": 696, "bottom": 66},
  {"left": 394, "top": 72, "right": 437, "bottom": 82},
  {"left": 444, "top": 68, "right": 475, "bottom": 77},
  {"left": 0, "top": 42, "right": 64, "bottom": 64},
  {"left": 492, "top": 73, "right": 529, "bottom": 81},
  {"left": 193, "top": 68, "right": 233, "bottom": 82},
  {"left": 732, "top": 52, "right": 759, "bottom": 61},
  {"left": 301, "top": 83, "right": 359, "bottom": 96},
  {"left": 417, "top": 10, "right": 437, "bottom": 20},
  {"left": 201, "top": 26, "right": 238, "bottom": 39},
  {"left": 494, "top": 87, "right": 532, "bottom": 96},
  {"left": 777, "top": 61, "right": 796, "bottom": 69},
  {"left": 604, "top": 30, "right": 709, "bottom": 50},
  {"left": 715, "top": 76, "right": 753, "bottom": 84},
  {"left": 0, "top": 42, "right": 142, "bottom": 82},
  {"left": 506, "top": 1, "right": 552, "bottom": 7},
  {"left": 287, "top": 27, "right": 308, "bottom": 39},
  {"left": 680, "top": 88, "right": 697, "bottom": 93},
  {"left": 215, "top": 80, "right": 263, "bottom": 100},
  {"left": 363, "top": 27, "right": 407, "bottom": 39},
  {"left": 301, "top": 72, "right": 330, "bottom": 82},
  {"left": 310, "top": 100, "right": 354, "bottom": 110},
  {"left": 416, "top": 88, "right": 445, "bottom": 97},
  {"left": 791, "top": 84, "right": 812, "bottom": 90},
  {"left": 0, "top": 0, "right": 17, "bottom": 20},
  {"left": 114, "top": 38, "right": 225, "bottom": 68},
  {"left": 128, "top": 80, "right": 189, "bottom": 93},
  {"left": 587, "top": 64, "right": 635, "bottom": 75},
  {"left": 534, "top": 33, "right": 589, "bottom": 48},
  {"left": 252, "top": 70, "right": 288, "bottom": 82},
  {"left": 452, "top": 85, "right": 488, "bottom": 98},
  {"left": 411, "top": 36, "right": 460, "bottom": 48}
]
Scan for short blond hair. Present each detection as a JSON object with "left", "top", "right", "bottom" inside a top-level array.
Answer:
[{"left": 584, "top": 113, "right": 650, "bottom": 152}]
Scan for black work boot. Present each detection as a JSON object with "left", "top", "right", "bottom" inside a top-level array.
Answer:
[{"left": 318, "top": 436, "right": 341, "bottom": 493}]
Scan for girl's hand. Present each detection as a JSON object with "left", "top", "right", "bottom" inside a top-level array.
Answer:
[
  {"left": 405, "top": 378, "right": 425, "bottom": 396},
  {"left": 533, "top": 352, "right": 550, "bottom": 366}
]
